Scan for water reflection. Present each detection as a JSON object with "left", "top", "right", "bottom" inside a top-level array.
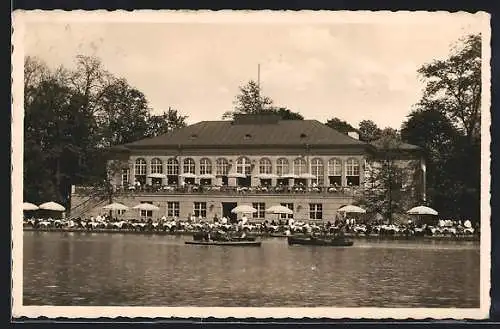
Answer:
[{"left": 23, "top": 232, "right": 480, "bottom": 307}]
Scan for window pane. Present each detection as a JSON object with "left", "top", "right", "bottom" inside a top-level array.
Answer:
[
  {"left": 252, "top": 202, "right": 265, "bottom": 219},
  {"left": 277, "top": 158, "right": 289, "bottom": 176}
]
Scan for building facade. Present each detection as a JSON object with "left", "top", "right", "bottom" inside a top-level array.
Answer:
[{"left": 70, "top": 114, "right": 425, "bottom": 222}]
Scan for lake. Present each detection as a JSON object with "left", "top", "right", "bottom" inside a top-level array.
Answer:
[{"left": 23, "top": 231, "right": 480, "bottom": 307}]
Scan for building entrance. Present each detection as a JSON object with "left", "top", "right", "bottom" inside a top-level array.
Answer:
[{"left": 222, "top": 202, "right": 238, "bottom": 223}]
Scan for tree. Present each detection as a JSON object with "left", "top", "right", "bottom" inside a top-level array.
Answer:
[
  {"left": 417, "top": 34, "right": 481, "bottom": 144},
  {"left": 23, "top": 55, "right": 189, "bottom": 209},
  {"left": 358, "top": 133, "right": 418, "bottom": 224},
  {"left": 358, "top": 120, "right": 382, "bottom": 142},
  {"left": 325, "top": 117, "right": 356, "bottom": 134},
  {"left": 223, "top": 80, "right": 273, "bottom": 119},
  {"left": 406, "top": 33, "right": 482, "bottom": 221},
  {"left": 145, "top": 107, "right": 188, "bottom": 138},
  {"left": 272, "top": 107, "right": 304, "bottom": 120},
  {"left": 95, "top": 78, "right": 151, "bottom": 148},
  {"left": 223, "top": 80, "right": 303, "bottom": 120}
]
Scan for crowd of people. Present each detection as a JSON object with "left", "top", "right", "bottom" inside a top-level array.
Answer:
[{"left": 23, "top": 213, "right": 479, "bottom": 239}]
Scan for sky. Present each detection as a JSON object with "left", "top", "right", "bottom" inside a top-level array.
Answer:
[{"left": 21, "top": 11, "right": 485, "bottom": 129}]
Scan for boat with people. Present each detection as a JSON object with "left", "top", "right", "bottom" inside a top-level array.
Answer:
[
  {"left": 185, "top": 240, "right": 262, "bottom": 246},
  {"left": 188, "top": 230, "right": 261, "bottom": 246},
  {"left": 192, "top": 230, "right": 257, "bottom": 242},
  {"left": 287, "top": 235, "right": 354, "bottom": 247}
]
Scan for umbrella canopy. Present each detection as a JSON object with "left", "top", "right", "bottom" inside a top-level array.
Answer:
[
  {"left": 198, "top": 173, "right": 216, "bottom": 179},
  {"left": 280, "top": 174, "right": 299, "bottom": 179},
  {"left": 231, "top": 205, "right": 257, "bottom": 214},
  {"left": 39, "top": 201, "right": 65, "bottom": 212},
  {"left": 266, "top": 205, "right": 294, "bottom": 215},
  {"left": 407, "top": 206, "right": 438, "bottom": 215},
  {"left": 256, "top": 173, "right": 279, "bottom": 179},
  {"left": 132, "top": 203, "right": 160, "bottom": 211},
  {"left": 147, "top": 173, "right": 167, "bottom": 179},
  {"left": 102, "top": 202, "right": 129, "bottom": 211},
  {"left": 23, "top": 202, "right": 39, "bottom": 211},
  {"left": 179, "top": 173, "right": 197, "bottom": 178},
  {"left": 298, "top": 173, "right": 316, "bottom": 179},
  {"left": 228, "top": 172, "right": 247, "bottom": 178},
  {"left": 337, "top": 205, "right": 366, "bottom": 213}
]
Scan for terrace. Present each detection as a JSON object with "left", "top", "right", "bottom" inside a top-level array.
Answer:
[{"left": 73, "top": 183, "right": 363, "bottom": 198}]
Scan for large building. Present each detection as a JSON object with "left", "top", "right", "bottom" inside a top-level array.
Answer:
[{"left": 70, "top": 114, "right": 425, "bottom": 222}]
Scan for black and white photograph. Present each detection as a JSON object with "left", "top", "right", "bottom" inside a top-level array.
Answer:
[{"left": 11, "top": 10, "right": 491, "bottom": 319}]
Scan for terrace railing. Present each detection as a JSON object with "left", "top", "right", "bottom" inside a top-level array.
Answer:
[{"left": 74, "top": 184, "right": 363, "bottom": 197}]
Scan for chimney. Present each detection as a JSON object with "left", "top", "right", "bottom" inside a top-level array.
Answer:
[{"left": 348, "top": 131, "right": 359, "bottom": 140}]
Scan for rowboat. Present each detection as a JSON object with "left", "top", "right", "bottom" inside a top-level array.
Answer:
[
  {"left": 193, "top": 232, "right": 256, "bottom": 242},
  {"left": 287, "top": 235, "right": 354, "bottom": 247},
  {"left": 185, "top": 240, "right": 262, "bottom": 247}
]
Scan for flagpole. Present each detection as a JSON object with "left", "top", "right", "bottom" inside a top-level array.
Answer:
[{"left": 257, "top": 63, "right": 260, "bottom": 89}]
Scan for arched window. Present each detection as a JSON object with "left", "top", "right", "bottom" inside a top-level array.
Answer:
[
  {"left": 134, "top": 158, "right": 147, "bottom": 176},
  {"left": 216, "top": 158, "right": 229, "bottom": 176},
  {"left": 183, "top": 158, "right": 195, "bottom": 174},
  {"left": 276, "top": 158, "right": 289, "bottom": 176},
  {"left": 166, "top": 158, "right": 179, "bottom": 176},
  {"left": 150, "top": 158, "right": 163, "bottom": 174},
  {"left": 259, "top": 158, "right": 272, "bottom": 174},
  {"left": 328, "top": 158, "right": 342, "bottom": 186},
  {"left": 199, "top": 158, "right": 212, "bottom": 175},
  {"left": 293, "top": 158, "right": 307, "bottom": 175},
  {"left": 134, "top": 158, "right": 147, "bottom": 185},
  {"left": 346, "top": 158, "right": 360, "bottom": 186},
  {"left": 311, "top": 158, "right": 324, "bottom": 186},
  {"left": 236, "top": 156, "right": 252, "bottom": 175}
]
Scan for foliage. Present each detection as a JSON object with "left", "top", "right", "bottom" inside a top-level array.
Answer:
[
  {"left": 417, "top": 34, "right": 481, "bottom": 143},
  {"left": 223, "top": 80, "right": 303, "bottom": 120},
  {"left": 358, "top": 120, "right": 382, "bottom": 142},
  {"left": 325, "top": 117, "right": 356, "bottom": 134},
  {"left": 356, "top": 134, "right": 417, "bottom": 223},
  {"left": 400, "top": 33, "right": 481, "bottom": 221},
  {"left": 145, "top": 107, "right": 188, "bottom": 138},
  {"left": 23, "top": 55, "right": 187, "bottom": 207}
]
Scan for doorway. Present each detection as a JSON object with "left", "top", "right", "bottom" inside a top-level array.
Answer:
[{"left": 222, "top": 202, "right": 238, "bottom": 223}]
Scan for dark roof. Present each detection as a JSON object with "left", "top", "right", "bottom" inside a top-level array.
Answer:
[
  {"left": 370, "top": 138, "right": 421, "bottom": 151},
  {"left": 122, "top": 120, "right": 369, "bottom": 149}
]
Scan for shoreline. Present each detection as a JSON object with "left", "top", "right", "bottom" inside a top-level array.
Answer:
[{"left": 22, "top": 227, "right": 480, "bottom": 242}]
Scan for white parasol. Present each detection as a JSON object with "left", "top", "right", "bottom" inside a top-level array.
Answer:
[
  {"left": 280, "top": 173, "right": 299, "bottom": 179},
  {"left": 407, "top": 206, "right": 438, "bottom": 215},
  {"left": 265, "top": 205, "right": 294, "bottom": 215},
  {"left": 256, "top": 173, "right": 279, "bottom": 179},
  {"left": 147, "top": 173, "right": 167, "bottom": 179},
  {"left": 133, "top": 203, "right": 160, "bottom": 211},
  {"left": 231, "top": 205, "right": 257, "bottom": 214},
  {"left": 337, "top": 205, "right": 366, "bottom": 214},
  {"left": 102, "top": 202, "right": 129, "bottom": 211},
  {"left": 39, "top": 201, "right": 65, "bottom": 212},
  {"left": 23, "top": 202, "right": 39, "bottom": 211},
  {"left": 198, "top": 173, "right": 216, "bottom": 179},
  {"left": 228, "top": 172, "right": 247, "bottom": 178}
]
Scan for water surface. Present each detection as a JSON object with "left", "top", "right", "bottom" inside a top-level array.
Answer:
[{"left": 23, "top": 232, "right": 480, "bottom": 307}]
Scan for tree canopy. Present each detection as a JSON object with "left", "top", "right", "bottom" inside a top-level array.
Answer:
[
  {"left": 223, "top": 80, "right": 304, "bottom": 120},
  {"left": 400, "top": 33, "right": 481, "bottom": 221},
  {"left": 325, "top": 117, "right": 356, "bottom": 134},
  {"left": 417, "top": 34, "right": 481, "bottom": 143},
  {"left": 358, "top": 120, "right": 382, "bottom": 142},
  {"left": 23, "top": 55, "right": 188, "bottom": 207}
]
